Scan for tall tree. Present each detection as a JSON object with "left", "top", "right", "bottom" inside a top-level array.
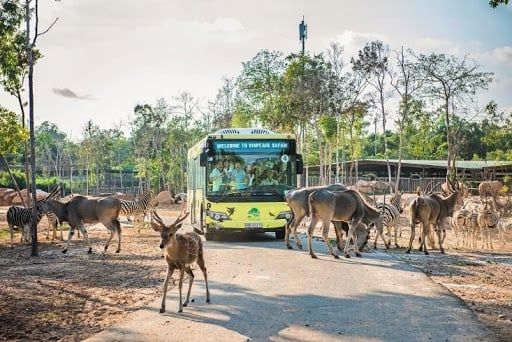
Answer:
[
  {"left": 352, "top": 40, "right": 393, "bottom": 184},
  {"left": 417, "top": 53, "right": 493, "bottom": 181},
  {"left": 389, "top": 47, "right": 424, "bottom": 191}
]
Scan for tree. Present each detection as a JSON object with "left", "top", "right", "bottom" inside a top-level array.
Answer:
[
  {"left": 489, "top": 0, "right": 509, "bottom": 8},
  {"left": 352, "top": 40, "right": 393, "bottom": 184},
  {"left": 0, "top": 106, "right": 28, "bottom": 205},
  {"left": 417, "top": 53, "right": 493, "bottom": 181},
  {"left": 389, "top": 47, "right": 424, "bottom": 191}
]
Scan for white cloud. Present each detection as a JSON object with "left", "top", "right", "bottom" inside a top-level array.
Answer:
[
  {"left": 206, "top": 17, "right": 245, "bottom": 33},
  {"left": 490, "top": 46, "right": 512, "bottom": 65}
]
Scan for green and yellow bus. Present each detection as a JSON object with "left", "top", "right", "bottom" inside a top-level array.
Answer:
[{"left": 187, "top": 128, "right": 303, "bottom": 240}]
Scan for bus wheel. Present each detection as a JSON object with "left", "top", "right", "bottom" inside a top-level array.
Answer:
[
  {"left": 205, "top": 232, "right": 216, "bottom": 241},
  {"left": 275, "top": 229, "right": 285, "bottom": 240}
]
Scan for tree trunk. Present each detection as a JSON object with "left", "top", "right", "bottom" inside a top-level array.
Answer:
[
  {"left": 26, "top": 0, "right": 38, "bottom": 256},
  {"left": 16, "top": 90, "right": 31, "bottom": 201},
  {"left": 380, "top": 91, "right": 392, "bottom": 184}
]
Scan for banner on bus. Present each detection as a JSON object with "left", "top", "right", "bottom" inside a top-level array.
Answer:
[{"left": 212, "top": 139, "right": 291, "bottom": 154}]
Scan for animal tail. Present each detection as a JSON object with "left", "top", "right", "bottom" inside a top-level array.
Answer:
[
  {"left": 409, "top": 197, "right": 420, "bottom": 225},
  {"left": 308, "top": 191, "right": 319, "bottom": 219},
  {"left": 416, "top": 186, "right": 422, "bottom": 196}
]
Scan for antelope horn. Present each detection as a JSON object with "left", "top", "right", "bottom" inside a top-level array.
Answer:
[{"left": 151, "top": 210, "right": 165, "bottom": 226}]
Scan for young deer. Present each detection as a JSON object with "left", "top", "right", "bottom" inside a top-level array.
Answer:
[{"left": 151, "top": 210, "right": 210, "bottom": 314}]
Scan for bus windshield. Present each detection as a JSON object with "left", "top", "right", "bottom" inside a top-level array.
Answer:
[{"left": 206, "top": 139, "right": 296, "bottom": 198}]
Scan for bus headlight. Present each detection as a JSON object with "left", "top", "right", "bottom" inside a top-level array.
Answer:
[
  {"left": 275, "top": 211, "right": 292, "bottom": 220},
  {"left": 206, "top": 210, "right": 231, "bottom": 221}
]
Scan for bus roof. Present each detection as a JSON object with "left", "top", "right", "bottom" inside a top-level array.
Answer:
[{"left": 188, "top": 128, "right": 296, "bottom": 158}]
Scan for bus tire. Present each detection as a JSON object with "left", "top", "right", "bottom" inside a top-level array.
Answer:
[
  {"left": 205, "top": 232, "right": 216, "bottom": 241},
  {"left": 275, "top": 229, "right": 285, "bottom": 240}
]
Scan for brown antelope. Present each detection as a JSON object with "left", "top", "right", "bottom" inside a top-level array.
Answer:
[
  {"left": 406, "top": 185, "right": 463, "bottom": 255},
  {"left": 308, "top": 189, "right": 385, "bottom": 259},
  {"left": 285, "top": 184, "right": 347, "bottom": 250},
  {"left": 62, "top": 195, "right": 122, "bottom": 254},
  {"left": 479, "top": 180, "right": 503, "bottom": 203},
  {"left": 151, "top": 210, "right": 210, "bottom": 314}
]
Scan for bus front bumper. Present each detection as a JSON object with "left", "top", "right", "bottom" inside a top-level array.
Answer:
[{"left": 205, "top": 219, "right": 287, "bottom": 232}]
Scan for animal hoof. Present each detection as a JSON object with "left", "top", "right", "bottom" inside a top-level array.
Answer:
[
  {"left": 116, "top": 249, "right": 120, "bottom": 253},
  {"left": 344, "top": 253, "right": 351, "bottom": 258},
  {"left": 440, "top": 249, "right": 445, "bottom": 254},
  {"left": 310, "top": 254, "right": 318, "bottom": 259},
  {"left": 206, "top": 299, "right": 211, "bottom": 304},
  {"left": 405, "top": 250, "right": 410, "bottom": 254},
  {"left": 177, "top": 308, "right": 183, "bottom": 313},
  {"left": 355, "top": 252, "right": 362, "bottom": 257},
  {"left": 159, "top": 308, "right": 165, "bottom": 314},
  {"left": 183, "top": 302, "right": 188, "bottom": 307},
  {"left": 333, "top": 254, "right": 340, "bottom": 259},
  {"left": 87, "top": 248, "right": 92, "bottom": 254},
  {"left": 297, "top": 245, "right": 303, "bottom": 250},
  {"left": 286, "top": 245, "right": 293, "bottom": 250},
  {"left": 62, "top": 249, "right": 67, "bottom": 254},
  {"left": 424, "top": 251, "right": 429, "bottom": 255}
]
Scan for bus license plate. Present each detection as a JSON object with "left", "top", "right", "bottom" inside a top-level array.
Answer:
[{"left": 245, "top": 222, "right": 263, "bottom": 229}]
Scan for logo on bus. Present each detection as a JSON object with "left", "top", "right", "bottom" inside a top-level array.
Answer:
[{"left": 248, "top": 208, "right": 260, "bottom": 220}]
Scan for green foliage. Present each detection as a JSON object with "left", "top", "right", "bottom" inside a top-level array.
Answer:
[
  {"left": 489, "top": 0, "right": 509, "bottom": 8},
  {"left": 0, "top": 106, "right": 28, "bottom": 155}
]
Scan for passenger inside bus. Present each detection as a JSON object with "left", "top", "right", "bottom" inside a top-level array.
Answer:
[
  {"left": 209, "top": 161, "right": 226, "bottom": 191},
  {"left": 230, "top": 161, "right": 248, "bottom": 190}
]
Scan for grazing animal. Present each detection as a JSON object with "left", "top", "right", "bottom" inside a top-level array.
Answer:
[
  {"left": 479, "top": 180, "right": 504, "bottom": 203},
  {"left": 375, "top": 191, "right": 403, "bottom": 248},
  {"left": 284, "top": 184, "right": 347, "bottom": 250},
  {"left": 62, "top": 195, "right": 122, "bottom": 254},
  {"left": 7, "top": 187, "right": 61, "bottom": 247},
  {"left": 151, "top": 210, "right": 210, "bottom": 314},
  {"left": 120, "top": 190, "right": 154, "bottom": 223},
  {"left": 45, "top": 198, "right": 70, "bottom": 241},
  {"left": 308, "top": 189, "right": 386, "bottom": 259},
  {"left": 406, "top": 187, "right": 463, "bottom": 255}
]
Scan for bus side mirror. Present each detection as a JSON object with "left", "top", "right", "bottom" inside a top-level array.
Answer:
[
  {"left": 200, "top": 151, "right": 207, "bottom": 167},
  {"left": 296, "top": 154, "right": 303, "bottom": 174}
]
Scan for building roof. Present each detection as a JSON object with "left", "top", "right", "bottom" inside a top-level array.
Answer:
[{"left": 331, "top": 159, "right": 512, "bottom": 170}]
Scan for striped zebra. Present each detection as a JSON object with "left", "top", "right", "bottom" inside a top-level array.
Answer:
[
  {"left": 477, "top": 200, "right": 506, "bottom": 249},
  {"left": 120, "top": 190, "right": 154, "bottom": 231},
  {"left": 375, "top": 191, "right": 403, "bottom": 248},
  {"left": 7, "top": 201, "right": 51, "bottom": 248}
]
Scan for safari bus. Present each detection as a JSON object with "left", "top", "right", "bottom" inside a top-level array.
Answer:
[{"left": 187, "top": 128, "right": 303, "bottom": 240}]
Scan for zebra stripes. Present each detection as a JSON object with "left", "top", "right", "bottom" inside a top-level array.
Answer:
[
  {"left": 120, "top": 190, "right": 154, "bottom": 223},
  {"left": 7, "top": 201, "right": 50, "bottom": 247},
  {"left": 375, "top": 192, "right": 403, "bottom": 248}
]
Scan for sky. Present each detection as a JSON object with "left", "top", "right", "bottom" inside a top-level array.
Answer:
[{"left": 1, "top": 0, "right": 511, "bottom": 139}]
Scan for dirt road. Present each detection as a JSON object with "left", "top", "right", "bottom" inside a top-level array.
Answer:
[{"left": 87, "top": 232, "right": 490, "bottom": 342}]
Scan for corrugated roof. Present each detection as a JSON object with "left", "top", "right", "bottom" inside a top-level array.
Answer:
[{"left": 349, "top": 159, "right": 512, "bottom": 169}]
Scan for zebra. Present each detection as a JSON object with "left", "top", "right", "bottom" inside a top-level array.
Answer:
[
  {"left": 477, "top": 200, "right": 504, "bottom": 250},
  {"left": 7, "top": 200, "right": 52, "bottom": 248},
  {"left": 120, "top": 190, "right": 154, "bottom": 231},
  {"left": 374, "top": 191, "right": 403, "bottom": 248}
]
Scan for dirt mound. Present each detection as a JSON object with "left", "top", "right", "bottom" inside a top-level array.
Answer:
[
  {"left": 0, "top": 188, "right": 15, "bottom": 206},
  {"left": 10, "top": 189, "right": 50, "bottom": 205},
  {"left": 155, "top": 191, "right": 175, "bottom": 206}
]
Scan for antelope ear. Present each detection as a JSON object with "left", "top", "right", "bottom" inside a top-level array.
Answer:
[{"left": 150, "top": 222, "right": 162, "bottom": 232}]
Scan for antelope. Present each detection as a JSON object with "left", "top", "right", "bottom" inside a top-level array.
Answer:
[
  {"left": 285, "top": 184, "right": 347, "bottom": 250},
  {"left": 62, "top": 195, "right": 122, "bottom": 254},
  {"left": 406, "top": 184, "right": 463, "bottom": 255},
  {"left": 151, "top": 210, "right": 210, "bottom": 314},
  {"left": 308, "top": 189, "right": 385, "bottom": 259},
  {"left": 479, "top": 180, "right": 503, "bottom": 203}
]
